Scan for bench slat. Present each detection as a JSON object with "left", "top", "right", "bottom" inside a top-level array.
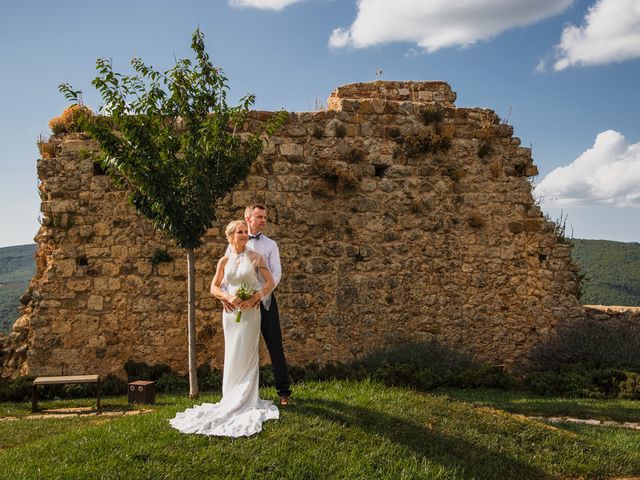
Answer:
[{"left": 33, "top": 375, "right": 100, "bottom": 385}]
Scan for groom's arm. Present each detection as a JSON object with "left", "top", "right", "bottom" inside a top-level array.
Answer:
[{"left": 269, "top": 240, "right": 282, "bottom": 289}]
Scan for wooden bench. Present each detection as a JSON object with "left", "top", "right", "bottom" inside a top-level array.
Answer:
[{"left": 32, "top": 375, "right": 101, "bottom": 413}]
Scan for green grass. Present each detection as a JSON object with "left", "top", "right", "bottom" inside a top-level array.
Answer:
[
  {"left": 1, "top": 380, "right": 640, "bottom": 479},
  {"left": 0, "top": 396, "right": 139, "bottom": 418},
  {"left": 438, "top": 388, "right": 640, "bottom": 423}
]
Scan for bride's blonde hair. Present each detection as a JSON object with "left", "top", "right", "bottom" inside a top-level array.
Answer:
[{"left": 225, "top": 220, "right": 248, "bottom": 244}]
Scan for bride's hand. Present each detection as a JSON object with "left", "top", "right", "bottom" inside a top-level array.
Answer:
[
  {"left": 238, "top": 298, "right": 255, "bottom": 310},
  {"left": 227, "top": 295, "right": 242, "bottom": 308},
  {"left": 220, "top": 297, "right": 235, "bottom": 313},
  {"left": 239, "top": 294, "right": 261, "bottom": 310}
]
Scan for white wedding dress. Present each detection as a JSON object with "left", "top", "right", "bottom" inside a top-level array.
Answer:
[{"left": 170, "top": 250, "right": 279, "bottom": 437}]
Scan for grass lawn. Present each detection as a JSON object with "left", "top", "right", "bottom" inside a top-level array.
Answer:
[
  {"left": 437, "top": 388, "right": 640, "bottom": 423},
  {"left": 1, "top": 380, "right": 639, "bottom": 479}
]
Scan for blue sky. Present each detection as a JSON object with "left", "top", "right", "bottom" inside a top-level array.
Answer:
[{"left": 1, "top": 0, "right": 639, "bottom": 247}]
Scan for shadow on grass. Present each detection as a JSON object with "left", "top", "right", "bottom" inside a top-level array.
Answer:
[
  {"left": 295, "top": 397, "right": 547, "bottom": 479},
  {"left": 439, "top": 389, "right": 640, "bottom": 423}
]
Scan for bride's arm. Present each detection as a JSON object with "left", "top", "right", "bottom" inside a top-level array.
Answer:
[{"left": 211, "top": 257, "right": 239, "bottom": 310}]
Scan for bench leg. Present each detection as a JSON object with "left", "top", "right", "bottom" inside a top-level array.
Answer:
[
  {"left": 96, "top": 382, "right": 101, "bottom": 413},
  {"left": 32, "top": 385, "right": 39, "bottom": 413}
]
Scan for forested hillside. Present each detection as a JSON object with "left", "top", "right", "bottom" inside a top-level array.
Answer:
[
  {"left": 0, "top": 244, "right": 36, "bottom": 333},
  {"left": 572, "top": 239, "right": 640, "bottom": 306}
]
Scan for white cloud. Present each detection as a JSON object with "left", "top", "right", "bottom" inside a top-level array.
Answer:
[
  {"left": 329, "top": 0, "right": 573, "bottom": 51},
  {"left": 534, "top": 130, "right": 640, "bottom": 207},
  {"left": 553, "top": 0, "right": 640, "bottom": 70},
  {"left": 228, "top": 0, "right": 304, "bottom": 10},
  {"left": 535, "top": 58, "right": 548, "bottom": 72}
]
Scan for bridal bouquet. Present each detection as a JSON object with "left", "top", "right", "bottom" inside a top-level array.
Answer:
[{"left": 235, "top": 282, "right": 256, "bottom": 323}]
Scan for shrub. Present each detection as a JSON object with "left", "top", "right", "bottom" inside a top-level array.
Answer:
[
  {"left": 619, "top": 372, "right": 640, "bottom": 400},
  {"left": 544, "top": 211, "right": 571, "bottom": 244},
  {"left": 197, "top": 363, "right": 223, "bottom": 392},
  {"left": 49, "top": 116, "right": 67, "bottom": 135},
  {"left": 124, "top": 361, "right": 220, "bottom": 394},
  {"left": 36, "top": 134, "right": 57, "bottom": 159},
  {"left": 523, "top": 367, "right": 632, "bottom": 399},
  {"left": 155, "top": 373, "right": 189, "bottom": 393},
  {"left": 477, "top": 142, "right": 492, "bottom": 159},
  {"left": 523, "top": 317, "right": 640, "bottom": 398},
  {"left": 150, "top": 248, "right": 173, "bottom": 266},
  {"left": 477, "top": 111, "right": 497, "bottom": 140},
  {"left": 387, "top": 127, "right": 401, "bottom": 139},
  {"left": 334, "top": 122, "right": 347, "bottom": 138},
  {"left": 0, "top": 376, "right": 35, "bottom": 402},
  {"left": 312, "top": 126, "right": 324, "bottom": 139},
  {"left": 420, "top": 106, "right": 444, "bottom": 125},
  {"left": 442, "top": 165, "right": 464, "bottom": 181},
  {"left": 514, "top": 162, "right": 528, "bottom": 176},
  {"left": 527, "top": 318, "right": 640, "bottom": 371},
  {"left": 309, "top": 179, "right": 333, "bottom": 197},
  {"left": 0, "top": 374, "right": 126, "bottom": 402},
  {"left": 48, "top": 104, "right": 93, "bottom": 134},
  {"left": 344, "top": 147, "right": 366, "bottom": 163},
  {"left": 259, "top": 366, "right": 275, "bottom": 388},
  {"left": 124, "top": 360, "right": 172, "bottom": 382},
  {"left": 101, "top": 374, "right": 128, "bottom": 395},
  {"left": 403, "top": 127, "right": 451, "bottom": 158},
  {"left": 467, "top": 213, "right": 485, "bottom": 229},
  {"left": 312, "top": 159, "right": 358, "bottom": 192},
  {"left": 287, "top": 341, "right": 513, "bottom": 391}
]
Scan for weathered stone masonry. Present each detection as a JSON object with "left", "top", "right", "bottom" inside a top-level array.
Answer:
[{"left": 1, "top": 81, "right": 586, "bottom": 378}]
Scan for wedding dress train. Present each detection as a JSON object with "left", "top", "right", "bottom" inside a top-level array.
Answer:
[{"left": 170, "top": 250, "right": 279, "bottom": 437}]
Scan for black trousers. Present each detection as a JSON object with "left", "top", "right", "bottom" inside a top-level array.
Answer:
[{"left": 260, "top": 294, "right": 291, "bottom": 397}]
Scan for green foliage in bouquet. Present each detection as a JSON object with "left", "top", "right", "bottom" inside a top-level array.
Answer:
[{"left": 234, "top": 282, "right": 255, "bottom": 322}]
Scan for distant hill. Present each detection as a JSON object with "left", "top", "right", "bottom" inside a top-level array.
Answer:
[
  {"left": 0, "top": 244, "right": 36, "bottom": 334},
  {"left": 572, "top": 239, "right": 640, "bottom": 307}
]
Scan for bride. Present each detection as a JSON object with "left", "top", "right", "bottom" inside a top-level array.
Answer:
[{"left": 170, "top": 220, "right": 279, "bottom": 437}]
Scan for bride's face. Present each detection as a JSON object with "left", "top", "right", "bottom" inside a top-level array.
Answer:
[{"left": 233, "top": 224, "right": 249, "bottom": 249}]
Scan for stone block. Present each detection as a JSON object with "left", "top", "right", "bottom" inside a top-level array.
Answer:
[
  {"left": 111, "top": 245, "right": 128, "bottom": 258},
  {"left": 68, "top": 279, "right": 92, "bottom": 292},
  {"left": 522, "top": 219, "right": 543, "bottom": 232},
  {"left": 279, "top": 143, "right": 304, "bottom": 157},
  {"left": 88, "top": 295, "right": 104, "bottom": 311},
  {"left": 508, "top": 222, "right": 523, "bottom": 234},
  {"left": 94, "top": 222, "right": 111, "bottom": 236},
  {"left": 272, "top": 162, "right": 290, "bottom": 174},
  {"left": 57, "top": 259, "right": 76, "bottom": 277}
]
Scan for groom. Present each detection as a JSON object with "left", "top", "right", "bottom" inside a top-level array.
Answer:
[{"left": 223, "top": 204, "right": 292, "bottom": 405}]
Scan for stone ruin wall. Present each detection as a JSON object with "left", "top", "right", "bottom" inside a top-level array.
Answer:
[{"left": 1, "top": 81, "right": 587, "bottom": 379}]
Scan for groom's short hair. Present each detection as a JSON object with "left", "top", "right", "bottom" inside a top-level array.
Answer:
[{"left": 245, "top": 203, "right": 266, "bottom": 219}]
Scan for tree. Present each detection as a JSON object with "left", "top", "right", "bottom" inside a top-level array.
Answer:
[{"left": 60, "top": 28, "right": 286, "bottom": 398}]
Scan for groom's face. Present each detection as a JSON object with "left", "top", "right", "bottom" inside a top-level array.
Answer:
[{"left": 247, "top": 208, "right": 267, "bottom": 233}]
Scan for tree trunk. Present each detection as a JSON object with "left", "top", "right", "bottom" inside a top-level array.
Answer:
[{"left": 187, "top": 248, "right": 199, "bottom": 398}]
